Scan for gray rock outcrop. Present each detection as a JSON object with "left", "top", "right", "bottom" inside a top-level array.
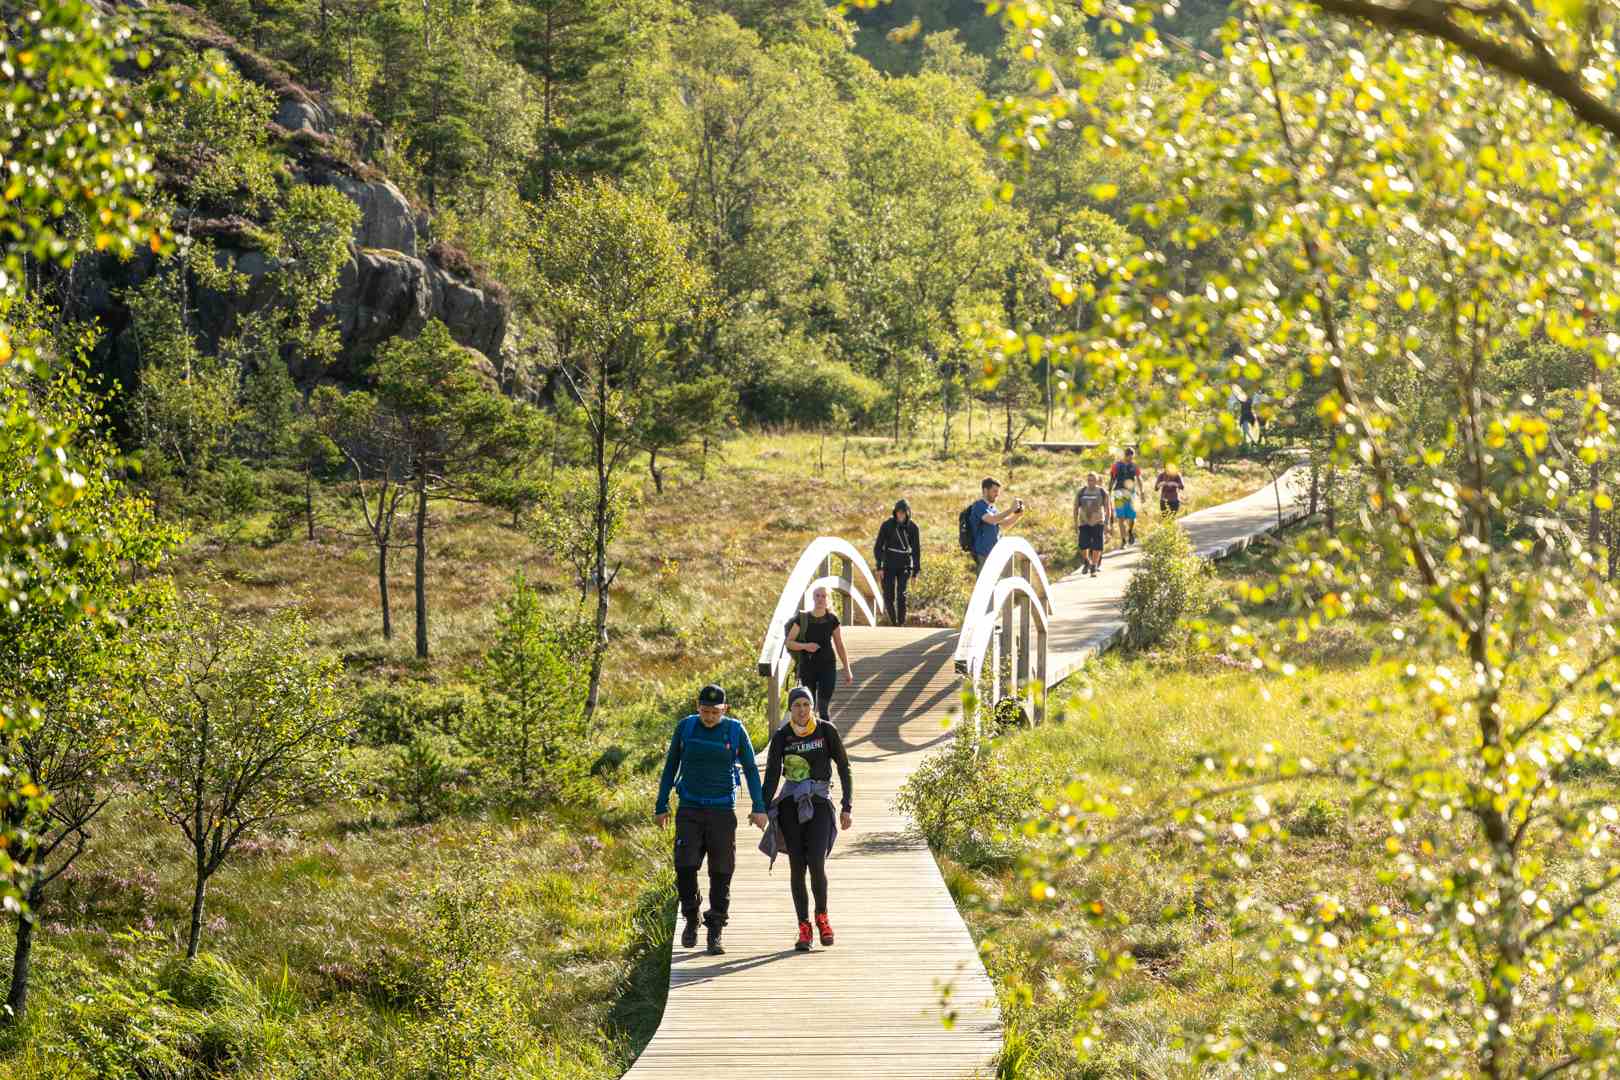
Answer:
[{"left": 317, "top": 173, "right": 419, "bottom": 257}]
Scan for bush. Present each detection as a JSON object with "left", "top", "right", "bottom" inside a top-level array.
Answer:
[
  {"left": 388, "top": 729, "right": 473, "bottom": 822},
  {"left": 466, "top": 575, "right": 593, "bottom": 799},
  {"left": 354, "top": 681, "right": 481, "bottom": 746},
  {"left": 31, "top": 933, "right": 275, "bottom": 1079},
  {"left": 743, "top": 357, "right": 883, "bottom": 427},
  {"left": 895, "top": 731, "right": 1037, "bottom": 867},
  {"left": 1120, "top": 523, "right": 1216, "bottom": 648}
]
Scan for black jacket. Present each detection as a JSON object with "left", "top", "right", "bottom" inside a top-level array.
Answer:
[{"left": 873, "top": 516, "right": 921, "bottom": 574}]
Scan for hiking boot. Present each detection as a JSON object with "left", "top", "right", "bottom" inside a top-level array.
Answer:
[
  {"left": 815, "top": 913, "right": 834, "bottom": 947},
  {"left": 795, "top": 921, "right": 813, "bottom": 952},
  {"left": 680, "top": 914, "right": 699, "bottom": 949},
  {"left": 706, "top": 926, "right": 725, "bottom": 956}
]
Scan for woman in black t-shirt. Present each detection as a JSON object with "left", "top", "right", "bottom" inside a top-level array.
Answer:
[
  {"left": 784, "top": 586, "right": 853, "bottom": 722},
  {"left": 764, "top": 686, "right": 854, "bottom": 950}
]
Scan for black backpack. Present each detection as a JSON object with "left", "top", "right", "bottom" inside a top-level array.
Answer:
[{"left": 958, "top": 505, "right": 974, "bottom": 552}]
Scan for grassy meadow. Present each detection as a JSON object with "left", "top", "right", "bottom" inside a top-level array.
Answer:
[
  {"left": 0, "top": 420, "right": 1268, "bottom": 1078},
  {"left": 933, "top": 540, "right": 1620, "bottom": 1079}
]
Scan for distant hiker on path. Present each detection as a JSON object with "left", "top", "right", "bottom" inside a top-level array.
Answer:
[
  {"left": 761, "top": 686, "right": 854, "bottom": 953},
  {"left": 967, "top": 477, "right": 1025, "bottom": 571},
  {"left": 655, "top": 684, "right": 768, "bottom": 956},
  {"left": 1108, "top": 449, "right": 1139, "bottom": 547},
  {"left": 1238, "top": 392, "right": 1260, "bottom": 444},
  {"left": 785, "top": 586, "right": 853, "bottom": 722},
  {"left": 873, "top": 499, "right": 921, "bottom": 626},
  {"left": 1073, "top": 472, "right": 1111, "bottom": 577},
  {"left": 1155, "top": 463, "right": 1186, "bottom": 518}
]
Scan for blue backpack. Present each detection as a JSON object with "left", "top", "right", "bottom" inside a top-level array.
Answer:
[{"left": 679, "top": 714, "right": 744, "bottom": 790}]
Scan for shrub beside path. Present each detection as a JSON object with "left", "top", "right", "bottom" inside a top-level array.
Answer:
[{"left": 623, "top": 465, "right": 1309, "bottom": 1079}]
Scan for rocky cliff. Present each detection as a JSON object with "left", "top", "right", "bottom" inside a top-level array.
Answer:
[{"left": 78, "top": 2, "right": 511, "bottom": 389}]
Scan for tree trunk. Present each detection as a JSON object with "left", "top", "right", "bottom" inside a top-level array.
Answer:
[
  {"left": 1309, "top": 453, "right": 1320, "bottom": 517},
  {"left": 414, "top": 475, "right": 429, "bottom": 660},
  {"left": 304, "top": 465, "right": 316, "bottom": 542},
  {"left": 892, "top": 354, "right": 903, "bottom": 444},
  {"left": 5, "top": 884, "right": 42, "bottom": 1022},
  {"left": 584, "top": 379, "right": 611, "bottom": 723},
  {"left": 1590, "top": 459, "right": 1602, "bottom": 553},
  {"left": 1003, "top": 395, "right": 1014, "bottom": 454},
  {"left": 700, "top": 436, "right": 709, "bottom": 480},
  {"left": 649, "top": 449, "right": 663, "bottom": 494},
  {"left": 186, "top": 865, "right": 208, "bottom": 959},
  {"left": 378, "top": 540, "right": 392, "bottom": 640}
]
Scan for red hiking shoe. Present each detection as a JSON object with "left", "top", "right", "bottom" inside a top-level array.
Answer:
[
  {"left": 795, "top": 921, "right": 813, "bottom": 952},
  {"left": 815, "top": 913, "right": 834, "bottom": 947}
]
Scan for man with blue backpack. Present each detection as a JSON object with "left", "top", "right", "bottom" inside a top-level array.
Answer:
[{"left": 655, "top": 683, "right": 769, "bottom": 956}]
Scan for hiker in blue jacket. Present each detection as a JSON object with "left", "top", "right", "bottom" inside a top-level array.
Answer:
[{"left": 655, "top": 684, "right": 768, "bottom": 956}]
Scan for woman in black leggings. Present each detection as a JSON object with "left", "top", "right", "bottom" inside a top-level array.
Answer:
[{"left": 763, "top": 687, "right": 853, "bottom": 951}]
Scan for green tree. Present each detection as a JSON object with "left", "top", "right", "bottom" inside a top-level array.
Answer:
[
  {"left": 313, "top": 383, "right": 411, "bottom": 641},
  {"left": 372, "top": 320, "right": 522, "bottom": 660},
  {"left": 984, "top": 3, "right": 1620, "bottom": 1073},
  {"left": 139, "top": 600, "right": 351, "bottom": 959},
  {"left": 467, "top": 573, "right": 591, "bottom": 795},
  {"left": 834, "top": 85, "right": 1019, "bottom": 442},
  {"left": 530, "top": 179, "right": 708, "bottom": 719},
  {"left": 0, "top": 325, "right": 178, "bottom": 1021},
  {"left": 512, "top": 0, "right": 642, "bottom": 199},
  {"left": 0, "top": 0, "right": 163, "bottom": 904}
]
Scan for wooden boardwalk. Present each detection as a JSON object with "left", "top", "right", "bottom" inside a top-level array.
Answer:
[
  {"left": 625, "top": 628, "right": 1000, "bottom": 1079},
  {"left": 626, "top": 466, "right": 1311, "bottom": 1079},
  {"left": 1046, "top": 464, "right": 1310, "bottom": 685}
]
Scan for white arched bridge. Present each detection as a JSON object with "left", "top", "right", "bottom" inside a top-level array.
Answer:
[{"left": 625, "top": 469, "right": 1309, "bottom": 1079}]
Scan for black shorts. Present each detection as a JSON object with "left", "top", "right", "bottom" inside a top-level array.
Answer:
[
  {"left": 1161, "top": 498, "right": 1181, "bottom": 513},
  {"left": 673, "top": 806, "right": 737, "bottom": 874},
  {"left": 1078, "top": 524, "right": 1105, "bottom": 552}
]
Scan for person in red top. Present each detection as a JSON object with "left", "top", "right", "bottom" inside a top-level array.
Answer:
[{"left": 1155, "top": 463, "right": 1186, "bottom": 518}]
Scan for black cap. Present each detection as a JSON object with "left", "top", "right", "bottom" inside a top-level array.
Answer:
[
  {"left": 893, "top": 498, "right": 910, "bottom": 515},
  {"left": 698, "top": 684, "right": 726, "bottom": 706},
  {"left": 786, "top": 686, "right": 813, "bottom": 708}
]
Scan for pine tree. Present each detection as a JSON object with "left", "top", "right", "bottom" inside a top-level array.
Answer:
[{"left": 511, "top": 0, "right": 644, "bottom": 199}]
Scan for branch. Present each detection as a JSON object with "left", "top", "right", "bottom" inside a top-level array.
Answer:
[{"left": 1310, "top": 0, "right": 1620, "bottom": 140}]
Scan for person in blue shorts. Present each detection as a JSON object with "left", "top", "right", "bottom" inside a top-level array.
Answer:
[{"left": 1108, "top": 448, "right": 1140, "bottom": 547}]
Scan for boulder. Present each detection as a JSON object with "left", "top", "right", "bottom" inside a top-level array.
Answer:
[
  {"left": 274, "top": 96, "right": 337, "bottom": 137},
  {"left": 327, "top": 248, "right": 435, "bottom": 370},
  {"left": 319, "top": 173, "right": 418, "bottom": 257},
  {"left": 429, "top": 261, "right": 507, "bottom": 361}
]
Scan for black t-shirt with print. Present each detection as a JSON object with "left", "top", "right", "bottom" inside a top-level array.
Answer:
[{"left": 763, "top": 720, "right": 853, "bottom": 811}]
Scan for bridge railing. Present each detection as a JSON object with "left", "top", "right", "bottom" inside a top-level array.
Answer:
[
  {"left": 757, "top": 537, "right": 885, "bottom": 729},
  {"left": 953, "top": 537, "right": 1054, "bottom": 740}
]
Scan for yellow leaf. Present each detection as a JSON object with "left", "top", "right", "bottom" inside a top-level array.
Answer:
[{"left": 1090, "top": 183, "right": 1119, "bottom": 201}]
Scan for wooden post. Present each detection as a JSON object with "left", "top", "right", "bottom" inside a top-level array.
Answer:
[
  {"left": 838, "top": 554, "right": 853, "bottom": 625},
  {"left": 1017, "top": 590, "right": 1031, "bottom": 723},
  {"left": 1035, "top": 620, "right": 1048, "bottom": 724},
  {"left": 1001, "top": 589, "right": 1016, "bottom": 703},
  {"left": 990, "top": 630, "right": 1001, "bottom": 711}
]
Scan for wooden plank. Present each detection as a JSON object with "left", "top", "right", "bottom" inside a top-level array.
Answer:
[{"left": 1026, "top": 440, "right": 1100, "bottom": 452}]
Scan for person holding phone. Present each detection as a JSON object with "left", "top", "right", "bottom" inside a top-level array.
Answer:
[{"left": 968, "top": 477, "right": 1026, "bottom": 571}]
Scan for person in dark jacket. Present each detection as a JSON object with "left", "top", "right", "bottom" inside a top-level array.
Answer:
[
  {"left": 654, "top": 684, "right": 768, "bottom": 955},
  {"left": 762, "top": 686, "right": 853, "bottom": 951},
  {"left": 873, "top": 499, "right": 921, "bottom": 626}
]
